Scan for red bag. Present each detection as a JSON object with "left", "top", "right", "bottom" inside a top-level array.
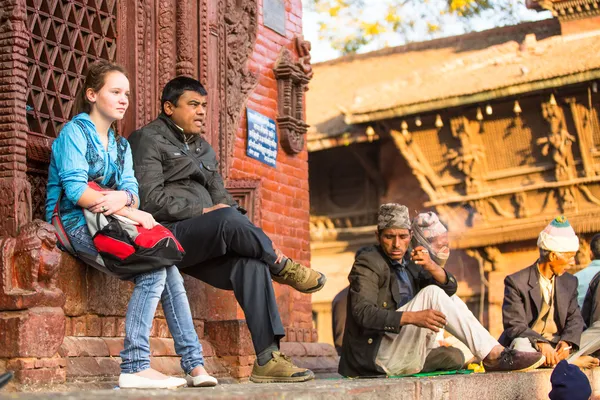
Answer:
[{"left": 52, "top": 182, "right": 185, "bottom": 278}]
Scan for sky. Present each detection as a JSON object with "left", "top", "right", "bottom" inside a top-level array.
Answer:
[{"left": 302, "top": 1, "right": 552, "bottom": 63}]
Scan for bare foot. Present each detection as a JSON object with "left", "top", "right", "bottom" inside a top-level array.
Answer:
[
  {"left": 133, "top": 368, "right": 169, "bottom": 380},
  {"left": 189, "top": 365, "right": 210, "bottom": 377},
  {"left": 572, "top": 356, "right": 600, "bottom": 369}
]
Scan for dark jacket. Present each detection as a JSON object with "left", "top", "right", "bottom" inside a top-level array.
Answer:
[
  {"left": 499, "top": 263, "right": 584, "bottom": 349},
  {"left": 332, "top": 286, "right": 349, "bottom": 356},
  {"left": 128, "top": 114, "right": 237, "bottom": 223},
  {"left": 338, "top": 245, "right": 458, "bottom": 377},
  {"left": 581, "top": 271, "right": 600, "bottom": 328}
]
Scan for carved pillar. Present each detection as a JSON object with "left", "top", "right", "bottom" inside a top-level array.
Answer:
[
  {"left": 222, "top": 0, "right": 258, "bottom": 179},
  {"left": 158, "top": 0, "right": 177, "bottom": 92},
  {"left": 176, "top": 0, "right": 194, "bottom": 77},
  {"left": 0, "top": 4, "right": 66, "bottom": 382},
  {"left": 0, "top": 0, "right": 31, "bottom": 237},
  {"left": 0, "top": 0, "right": 67, "bottom": 367}
]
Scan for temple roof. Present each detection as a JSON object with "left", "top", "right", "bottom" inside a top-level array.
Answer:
[{"left": 307, "top": 18, "right": 600, "bottom": 150}]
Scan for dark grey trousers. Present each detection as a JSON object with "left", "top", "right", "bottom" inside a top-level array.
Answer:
[{"left": 167, "top": 207, "right": 286, "bottom": 355}]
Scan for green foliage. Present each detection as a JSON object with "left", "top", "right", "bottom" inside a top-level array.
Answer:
[{"left": 307, "top": 0, "right": 526, "bottom": 55}]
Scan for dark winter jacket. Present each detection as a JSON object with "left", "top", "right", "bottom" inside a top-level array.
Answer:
[{"left": 128, "top": 114, "right": 237, "bottom": 224}]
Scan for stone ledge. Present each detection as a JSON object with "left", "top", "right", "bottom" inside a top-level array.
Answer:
[{"left": 4, "top": 368, "right": 600, "bottom": 398}]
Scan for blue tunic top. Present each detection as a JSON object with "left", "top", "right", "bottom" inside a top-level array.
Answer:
[{"left": 45, "top": 113, "right": 139, "bottom": 236}]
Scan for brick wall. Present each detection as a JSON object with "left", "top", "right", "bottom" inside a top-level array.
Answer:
[{"left": 229, "top": 0, "right": 313, "bottom": 332}]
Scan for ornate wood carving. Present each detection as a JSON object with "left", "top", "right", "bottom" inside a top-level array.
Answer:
[
  {"left": 539, "top": 99, "right": 579, "bottom": 212},
  {"left": 226, "top": 179, "right": 262, "bottom": 226},
  {"left": 390, "top": 128, "right": 443, "bottom": 201},
  {"left": 176, "top": 0, "right": 194, "bottom": 77},
  {"left": 273, "top": 37, "right": 313, "bottom": 154},
  {"left": 222, "top": 0, "right": 259, "bottom": 178},
  {"left": 1, "top": 0, "right": 32, "bottom": 236},
  {"left": 382, "top": 90, "right": 600, "bottom": 249},
  {"left": 158, "top": 0, "right": 176, "bottom": 91},
  {"left": 136, "top": 0, "right": 156, "bottom": 128},
  {"left": 529, "top": 0, "right": 600, "bottom": 20},
  {"left": 24, "top": 0, "right": 119, "bottom": 221}
]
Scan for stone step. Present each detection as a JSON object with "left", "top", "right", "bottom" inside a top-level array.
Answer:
[{"left": 3, "top": 368, "right": 600, "bottom": 399}]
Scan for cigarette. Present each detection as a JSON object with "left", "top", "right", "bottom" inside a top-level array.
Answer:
[{"left": 559, "top": 346, "right": 572, "bottom": 353}]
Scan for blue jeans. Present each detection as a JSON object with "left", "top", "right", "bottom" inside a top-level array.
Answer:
[{"left": 120, "top": 266, "right": 204, "bottom": 374}]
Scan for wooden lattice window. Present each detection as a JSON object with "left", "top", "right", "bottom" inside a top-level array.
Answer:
[
  {"left": 25, "top": 0, "right": 117, "bottom": 220},
  {"left": 25, "top": 0, "right": 117, "bottom": 139}
]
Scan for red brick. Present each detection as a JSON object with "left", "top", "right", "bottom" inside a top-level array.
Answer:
[
  {"left": 149, "top": 338, "right": 177, "bottom": 356},
  {"left": 34, "top": 357, "right": 66, "bottom": 369},
  {"left": 101, "top": 317, "right": 117, "bottom": 337},
  {"left": 103, "top": 337, "right": 124, "bottom": 357},
  {"left": 229, "top": 365, "right": 253, "bottom": 379},
  {"left": 59, "top": 337, "right": 108, "bottom": 357},
  {"left": 194, "top": 319, "right": 204, "bottom": 339},
  {"left": 71, "top": 316, "right": 87, "bottom": 337},
  {"left": 64, "top": 317, "right": 72, "bottom": 337},
  {"left": 86, "top": 315, "right": 102, "bottom": 337},
  {"left": 205, "top": 320, "right": 255, "bottom": 356},
  {"left": 200, "top": 339, "right": 215, "bottom": 357},
  {"left": 149, "top": 357, "right": 184, "bottom": 376},
  {"left": 116, "top": 317, "right": 126, "bottom": 336},
  {"left": 0, "top": 308, "right": 65, "bottom": 358},
  {"left": 279, "top": 342, "right": 307, "bottom": 357},
  {"left": 66, "top": 357, "right": 119, "bottom": 377},
  {"left": 221, "top": 355, "right": 255, "bottom": 366},
  {"left": 15, "top": 367, "right": 66, "bottom": 385},
  {"left": 6, "top": 358, "right": 36, "bottom": 370}
]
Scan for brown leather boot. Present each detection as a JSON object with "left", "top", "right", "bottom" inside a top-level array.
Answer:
[
  {"left": 250, "top": 352, "right": 315, "bottom": 383},
  {"left": 272, "top": 259, "right": 326, "bottom": 293}
]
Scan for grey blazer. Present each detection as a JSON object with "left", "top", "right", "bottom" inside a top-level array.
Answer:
[{"left": 499, "top": 263, "right": 584, "bottom": 349}]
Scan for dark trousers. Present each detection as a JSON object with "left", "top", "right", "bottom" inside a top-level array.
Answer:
[{"left": 167, "top": 207, "right": 285, "bottom": 354}]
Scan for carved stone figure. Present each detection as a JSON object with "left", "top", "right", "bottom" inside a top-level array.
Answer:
[
  {"left": 295, "top": 36, "right": 313, "bottom": 80},
  {"left": 0, "top": 220, "right": 64, "bottom": 310}
]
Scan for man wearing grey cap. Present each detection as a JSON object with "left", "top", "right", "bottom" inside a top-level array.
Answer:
[{"left": 338, "top": 203, "right": 545, "bottom": 377}]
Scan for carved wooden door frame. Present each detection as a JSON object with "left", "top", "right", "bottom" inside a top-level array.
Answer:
[{"left": 118, "top": 0, "right": 258, "bottom": 181}]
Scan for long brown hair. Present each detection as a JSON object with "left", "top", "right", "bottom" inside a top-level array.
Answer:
[{"left": 72, "top": 60, "right": 128, "bottom": 117}]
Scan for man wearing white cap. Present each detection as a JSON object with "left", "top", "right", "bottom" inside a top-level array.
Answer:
[
  {"left": 339, "top": 204, "right": 545, "bottom": 377},
  {"left": 499, "top": 216, "right": 585, "bottom": 367}
]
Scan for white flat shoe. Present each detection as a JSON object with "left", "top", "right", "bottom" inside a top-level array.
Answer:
[
  {"left": 119, "top": 373, "right": 187, "bottom": 389},
  {"left": 185, "top": 373, "right": 218, "bottom": 387}
]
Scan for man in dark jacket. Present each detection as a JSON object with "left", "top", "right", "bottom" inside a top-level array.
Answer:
[
  {"left": 499, "top": 216, "right": 584, "bottom": 368},
  {"left": 339, "top": 204, "right": 545, "bottom": 377},
  {"left": 128, "top": 76, "right": 326, "bottom": 383}
]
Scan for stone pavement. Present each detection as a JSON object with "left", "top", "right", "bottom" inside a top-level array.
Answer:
[{"left": 1, "top": 368, "right": 600, "bottom": 400}]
